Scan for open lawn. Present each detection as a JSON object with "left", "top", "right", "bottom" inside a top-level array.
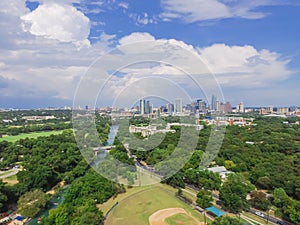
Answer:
[
  {"left": 0, "top": 130, "right": 65, "bottom": 142},
  {"left": 165, "top": 213, "right": 200, "bottom": 225},
  {"left": 102, "top": 184, "right": 206, "bottom": 225}
]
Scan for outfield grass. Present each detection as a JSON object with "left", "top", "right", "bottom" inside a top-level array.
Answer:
[
  {"left": 0, "top": 130, "right": 65, "bottom": 142},
  {"left": 103, "top": 184, "right": 206, "bottom": 225},
  {"left": 165, "top": 213, "right": 199, "bottom": 225}
]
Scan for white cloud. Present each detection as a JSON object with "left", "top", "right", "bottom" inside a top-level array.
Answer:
[
  {"left": 118, "top": 2, "right": 129, "bottom": 9},
  {"left": 27, "top": 0, "right": 81, "bottom": 4},
  {"left": 0, "top": 0, "right": 29, "bottom": 16},
  {"left": 160, "top": 0, "right": 296, "bottom": 22},
  {"left": 21, "top": 3, "right": 90, "bottom": 45},
  {"left": 198, "top": 44, "right": 292, "bottom": 86},
  {"left": 118, "top": 32, "right": 156, "bottom": 45},
  {"left": 129, "top": 13, "right": 157, "bottom": 26},
  {"left": 161, "top": 0, "right": 230, "bottom": 22},
  {"left": 0, "top": 0, "right": 113, "bottom": 104}
]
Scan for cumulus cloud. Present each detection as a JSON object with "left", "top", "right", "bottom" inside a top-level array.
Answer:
[
  {"left": 198, "top": 44, "right": 292, "bottom": 86},
  {"left": 118, "top": 32, "right": 156, "bottom": 45},
  {"left": 86, "top": 32, "right": 292, "bottom": 107},
  {"left": 0, "top": 0, "right": 113, "bottom": 106},
  {"left": 21, "top": 3, "right": 90, "bottom": 45},
  {"left": 160, "top": 0, "right": 296, "bottom": 22}
]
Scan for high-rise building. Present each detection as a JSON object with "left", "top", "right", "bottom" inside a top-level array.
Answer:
[
  {"left": 175, "top": 99, "right": 182, "bottom": 113},
  {"left": 211, "top": 95, "right": 217, "bottom": 111},
  {"left": 139, "top": 99, "right": 145, "bottom": 115},
  {"left": 167, "top": 103, "right": 174, "bottom": 114},
  {"left": 277, "top": 107, "right": 289, "bottom": 114},
  {"left": 225, "top": 102, "right": 232, "bottom": 113},
  {"left": 200, "top": 100, "right": 206, "bottom": 112},
  {"left": 145, "top": 100, "right": 150, "bottom": 114},
  {"left": 236, "top": 102, "right": 245, "bottom": 113},
  {"left": 216, "top": 101, "right": 221, "bottom": 112}
]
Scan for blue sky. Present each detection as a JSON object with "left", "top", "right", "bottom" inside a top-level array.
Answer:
[{"left": 0, "top": 0, "right": 300, "bottom": 108}]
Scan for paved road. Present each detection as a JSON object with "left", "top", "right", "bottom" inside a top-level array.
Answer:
[{"left": 184, "top": 184, "right": 294, "bottom": 225}]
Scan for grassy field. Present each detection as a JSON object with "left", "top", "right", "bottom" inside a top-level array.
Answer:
[
  {"left": 0, "top": 130, "right": 64, "bottom": 142},
  {"left": 102, "top": 184, "right": 206, "bottom": 225},
  {"left": 165, "top": 213, "right": 199, "bottom": 225}
]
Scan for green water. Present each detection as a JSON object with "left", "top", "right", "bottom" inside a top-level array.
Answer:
[{"left": 27, "top": 189, "right": 66, "bottom": 225}]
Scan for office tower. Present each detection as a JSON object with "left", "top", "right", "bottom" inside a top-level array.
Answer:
[
  {"left": 266, "top": 106, "right": 273, "bottom": 113},
  {"left": 216, "top": 101, "right": 221, "bottom": 112},
  {"left": 225, "top": 102, "right": 232, "bottom": 113},
  {"left": 145, "top": 100, "right": 150, "bottom": 114},
  {"left": 175, "top": 98, "right": 182, "bottom": 113},
  {"left": 139, "top": 99, "right": 145, "bottom": 115},
  {"left": 236, "top": 102, "right": 245, "bottom": 113},
  {"left": 167, "top": 103, "right": 174, "bottom": 114},
  {"left": 199, "top": 100, "right": 206, "bottom": 112},
  {"left": 211, "top": 95, "right": 217, "bottom": 111},
  {"left": 196, "top": 99, "right": 202, "bottom": 110}
]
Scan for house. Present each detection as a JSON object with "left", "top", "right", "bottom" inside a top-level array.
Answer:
[{"left": 207, "top": 166, "right": 232, "bottom": 179}]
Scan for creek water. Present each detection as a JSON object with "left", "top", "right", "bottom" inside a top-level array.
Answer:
[{"left": 27, "top": 125, "right": 119, "bottom": 224}]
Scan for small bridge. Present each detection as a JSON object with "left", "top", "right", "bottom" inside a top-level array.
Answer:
[{"left": 93, "top": 146, "right": 115, "bottom": 157}]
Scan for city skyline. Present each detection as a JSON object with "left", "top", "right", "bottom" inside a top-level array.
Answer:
[{"left": 1, "top": 1, "right": 300, "bottom": 108}]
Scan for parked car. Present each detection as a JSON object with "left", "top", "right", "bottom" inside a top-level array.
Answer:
[{"left": 255, "top": 211, "right": 265, "bottom": 217}]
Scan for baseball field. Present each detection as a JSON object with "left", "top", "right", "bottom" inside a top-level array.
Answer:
[{"left": 98, "top": 184, "right": 206, "bottom": 225}]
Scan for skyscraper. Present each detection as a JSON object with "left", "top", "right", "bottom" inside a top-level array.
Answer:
[
  {"left": 145, "top": 100, "right": 150, "bottom": 114},
  {"left": 139, "top": 99, "right": 145, "bottom": 115},
  {"left": 211, "top": 95, "right": 217, "bottom": 111},
  {"left": 225, "top": 102, "right": 232, "bottom": 113},
  {"left": 175, "top": 98, "right": 182, "bottom": 113},
  {"left": 236, "top": 102, "right": 245, "bottom": 113},
  {"left": 167, "top": 103, "right": 174, "bottom": 114}
]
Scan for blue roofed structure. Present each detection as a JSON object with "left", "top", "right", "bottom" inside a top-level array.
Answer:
[{"left": 205, "top": 206, "right": 225, "bottom": 217}]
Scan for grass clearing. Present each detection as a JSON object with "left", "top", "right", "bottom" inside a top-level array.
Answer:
[
  {"left": 165, "top": 213, "right": 199, "bottom": 225},
  {"left": 0, "top": 130, "right": 65, "bottom": 142},
  {"left": 103, "top": 184, "right": 206, "bottom": 225}
]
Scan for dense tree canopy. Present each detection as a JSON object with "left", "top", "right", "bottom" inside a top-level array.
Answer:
[
  {"left": 212, "top": 216, "right": 243, "bottom": 225},
  {"left": 17, "top": 189, "right": 47, "bottom": 218}
]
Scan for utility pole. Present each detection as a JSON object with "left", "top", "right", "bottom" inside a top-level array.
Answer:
[
  {"left": 204, "top": 210, "right": 207, "bottom": 225},
  {"left": 266, "top": 209, "right": 270, "bottom": 224}
]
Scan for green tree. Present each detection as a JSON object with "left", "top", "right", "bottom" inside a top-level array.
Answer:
[
  {"left": 273, "top": 188, "right": 290, "bottom": 208},
  {"left": 0, "top": 180, "right": 8, "bottom": 210},
  {"left": 219, "top": 173, "right": 254, "bottom": 213},
  {"left": 212, "top": 216, "right": 243, "bottom": 225},
  {"left": 17, "top": 189, "right": 47, "bottom": 217},
  {"left": 249, "top": 191, "right": 270, "bottom": 211},
  {"left": 196, "top": 190, "right": 213, "bottom": 208}
]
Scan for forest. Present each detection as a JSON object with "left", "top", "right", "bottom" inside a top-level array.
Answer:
[{"left": 1, "top": 113, "right": 300, "bottom": 224}]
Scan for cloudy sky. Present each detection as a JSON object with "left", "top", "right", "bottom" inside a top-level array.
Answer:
[{"left": 0, "top": 0, "right": 300, "bottom": 108}]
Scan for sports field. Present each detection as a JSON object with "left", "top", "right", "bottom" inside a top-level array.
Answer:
[
  {"left": 165, "top": 213, "right": 200, "bottom": 225},
  {"left": 101, "top": 184, "right": 205, "bottom": 225},
  {"left": 0, "top": 130, "right": 64, "bottom": 142}
]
